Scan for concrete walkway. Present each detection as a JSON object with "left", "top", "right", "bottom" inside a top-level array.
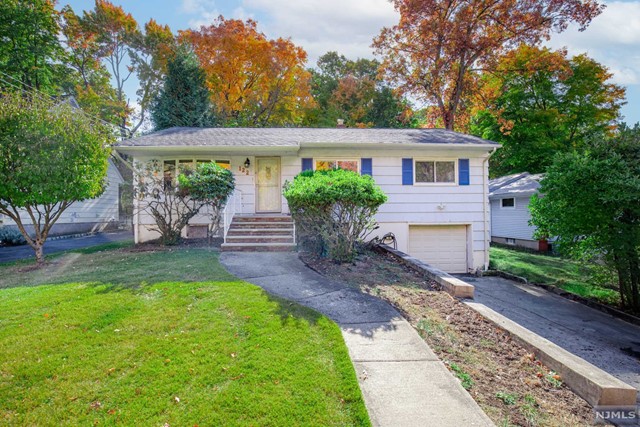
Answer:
[
  {"left": 0, "top": 230, "right": 133, "bottom": 263},
  {"left": 465, "top": 275, "right": 640, "bottom": 403},
  {"left": 221, "top": 252, "right": 493, "bottom": 427}
]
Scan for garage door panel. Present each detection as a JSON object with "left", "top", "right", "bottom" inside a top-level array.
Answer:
[{"left": 408, "top": 225, "right": 468, "bottom": 273}]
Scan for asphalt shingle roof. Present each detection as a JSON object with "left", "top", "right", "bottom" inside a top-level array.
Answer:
[
  {"left": 489, "top": 172, "right": 543, "bottom": 198},
  {"left": 116, "top": 127, "right": 499, "bottom": 148}
]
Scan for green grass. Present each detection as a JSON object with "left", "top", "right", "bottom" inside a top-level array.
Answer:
[
  {"left": 0, "top": 247, "right": 370, "bottom": 426},
  {"left": 490, "top": 246, "right": 619, "bottom": 305}
]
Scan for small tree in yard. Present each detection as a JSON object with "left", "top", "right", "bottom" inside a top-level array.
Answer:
[
  {"left": 178, "top": 162, "right": 235, "bottom": 239},
  {"left": 134, "top": 160, "right": 234, "bottom": 245},
  {"left": 530, "top": 124, "right": 640, "bottom": 313},
  {"left": 283, "top": 169, "right": 387, "bottom": 262},
  {"left": 0, "top": 91, "right": 110, "bottom": 265}
]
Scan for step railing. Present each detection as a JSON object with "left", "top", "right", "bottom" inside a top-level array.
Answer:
[{"left": 223, "top": 189, "right": 242, "bottom": 244}]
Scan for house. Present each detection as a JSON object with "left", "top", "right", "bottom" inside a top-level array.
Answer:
[
  {"left": 1, "top": 159, "right": 125, "bottom": 236},
  {"left": 489, "top": 172, "right": 550, "bottom": 251},
  {"left": 115, "top": 127, "right": 499, "bottom": 273}
]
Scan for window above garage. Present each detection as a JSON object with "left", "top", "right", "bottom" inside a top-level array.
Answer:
[
  {"left": 402, "top": 158, "right": 469, "bottom": 186},
  {"left": 415, "top": 160, "right": 456, "bottom": 184}
]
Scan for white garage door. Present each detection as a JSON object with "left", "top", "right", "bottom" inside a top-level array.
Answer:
[{"left": 409, "top": 225, "right": 468, "bottom": 273}]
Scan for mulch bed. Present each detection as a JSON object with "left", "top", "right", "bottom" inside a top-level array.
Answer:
[{"left": 301, "top": 249, "right": 595, "bottom": 427}]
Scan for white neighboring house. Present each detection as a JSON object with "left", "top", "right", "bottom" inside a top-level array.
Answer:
[
  {"left": 489, "top": 172, "right": 550, "bottom": 251},
  {"left": 116, "top": 127, "right": 499, "bottom": 274},
  {"left": 1, "top": 158, "right": 124, "bottom": 236}
]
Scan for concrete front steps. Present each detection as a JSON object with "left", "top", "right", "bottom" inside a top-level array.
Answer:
[{"left": 221, "top": 214, "right": 296, "bottom": 252}]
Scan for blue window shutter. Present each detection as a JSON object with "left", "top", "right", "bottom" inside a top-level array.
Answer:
[
  {"left": 301, "top": 158, "right": 313, "bottom": 172},
  {"left": 361, "top": 158, "right": 372, "bottom": 176},
  {"left": 402, "top": 158, "right": 413, "bottom": 185},
  {"left": 459, "top": 159, "right": 470, "bottom": 185}
]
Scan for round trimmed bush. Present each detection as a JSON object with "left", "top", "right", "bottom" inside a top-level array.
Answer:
[{"left": 283, "top": 168, "right": 387, "bottom": 262}]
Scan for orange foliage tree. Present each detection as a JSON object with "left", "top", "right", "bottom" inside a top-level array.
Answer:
[
  {"left": 180, "top": 17, "right": 313, "bottom": 127},
  {"left": 373, "top": 0, "right": 604, "bottom": 131}
]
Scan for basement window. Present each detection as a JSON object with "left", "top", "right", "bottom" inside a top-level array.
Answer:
[{"left": 501, "top": 198, "right": 516, "bottom": 209}]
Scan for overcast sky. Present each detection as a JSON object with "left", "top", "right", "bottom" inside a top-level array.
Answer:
[{"left": 62, "top": 0, "right": 640, "bottom": 125}]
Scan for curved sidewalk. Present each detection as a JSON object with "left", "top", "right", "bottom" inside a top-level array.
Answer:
[{"left": 220, "top": 252, "right": 493, "bottom": 427}]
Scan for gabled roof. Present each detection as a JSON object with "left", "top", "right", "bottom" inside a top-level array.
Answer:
[
  {"left": 116, "top": 126, "right": 499, "bottom": 148},
  {"left": 489, "top": 172, "right": 543, "bottom": 199}
]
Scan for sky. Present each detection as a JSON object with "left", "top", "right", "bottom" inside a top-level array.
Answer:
[{"left": 61, "top": 0, "right": 640, "bottom": 125}]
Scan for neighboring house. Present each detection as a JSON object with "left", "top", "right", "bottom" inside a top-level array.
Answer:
[
  {"left": 115, "top": 127, "right": 499, "bottom": 274},
  {"left": 489, "top": 172, "right": 550, "bottom": 251},
  {"left": 1, "top": 159, "right": 125, "bottom": 236}
]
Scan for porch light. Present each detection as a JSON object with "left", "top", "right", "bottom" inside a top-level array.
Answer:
[{"left": 244, "top": 158, "right": 251, "bottom": 168}]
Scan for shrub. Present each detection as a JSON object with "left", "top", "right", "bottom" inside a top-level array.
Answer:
[
  {"left": 283, "top": 169, "right": 387, "bottom": 262},
  {"left": 134, "top": 160, "right": 236, "bottom": 245},
  {"left": 0, "top": 226, "right": 27, "bottom": 246},
  {"left": 178, "top": 162, "right": 235, "bottom": 238}
]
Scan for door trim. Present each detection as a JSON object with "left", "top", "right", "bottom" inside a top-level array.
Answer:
[{"left": 255, "top": 156, "right": 282, "bottom": 213}]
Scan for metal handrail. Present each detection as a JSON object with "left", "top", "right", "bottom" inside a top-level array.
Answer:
[{"left": 223, "top": 189, "right": 242, "bottom": 243}]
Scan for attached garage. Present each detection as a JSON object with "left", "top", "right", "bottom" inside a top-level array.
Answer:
[{"left": 408, "top": 225, "right": 469, "bottom": 273}]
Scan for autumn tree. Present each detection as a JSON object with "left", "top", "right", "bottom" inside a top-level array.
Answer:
[
  {"left": 59, "top": 5, "right": 125, "bottom": 125},
  {"left": 151, "top": 46, "right": 216, "bottom": 130},
  {"left": 0, "top": 91, "right": 111, "bottom": 264},
  {"left": 0, "top": 0, "right": 65, "bottom": 93},
  {"left": 307, "top": 52, "right": 410, "bottom": 128},
  {"left": 79, "top": 0, "right": 175, "bottom": 136},
  {"left": 181, "top": 17, "right": 313, "bottom": 127},
  {"left": 471, "top": 45, "right": 625, "bottom": 176},
  {"left": 373, "top": 0, "right": 604, "bottom": 131}
]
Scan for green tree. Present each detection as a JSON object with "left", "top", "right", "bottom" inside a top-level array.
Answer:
[
  {"left": 0, "top": 0, "right": 65, "bottom": 93},
  {"left": 306, "top": 52, "right": 409, "bottom": 128},
  {"left": 529, "top": 124, "right": 640, "bottom": 312},
  {"left": 471, "top": 46, "right": 625, "bottom": 176},
  {"left": 283, "top": 169, "right": 387, "bottom": 262},
  {"left": 0, "top": 91, "right": 111, "bottom": 264},
  {"left": 151, "top": 47, "right": 215, "bottom": 130}
]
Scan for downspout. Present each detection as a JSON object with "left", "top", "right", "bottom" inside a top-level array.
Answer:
[{"left": 482, "top": 147, "right": 498, "bottom": 271}]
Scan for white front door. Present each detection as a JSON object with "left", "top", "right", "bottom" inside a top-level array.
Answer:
[{"left": 256, "top": 157, "right": 281, "bottom": 213}]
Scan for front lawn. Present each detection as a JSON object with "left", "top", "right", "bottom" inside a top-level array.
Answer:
[
  {"left": 489, "top": 246, "right": 619, "bottom": 305},
  {"left": 0, "top": 246, "right": 369, "bottom": 426}
]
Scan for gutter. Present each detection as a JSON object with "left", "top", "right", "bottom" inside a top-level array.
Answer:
[{"left": 482, "top": 147, "right": 498, "bottom": 270}]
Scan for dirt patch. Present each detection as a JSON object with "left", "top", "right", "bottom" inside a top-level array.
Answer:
[
  {"left": 122, "top": 238, "right": 222, "bottom": 253},
  {"left": 302, "top": 249, "right": 595, "bottom": 427}
]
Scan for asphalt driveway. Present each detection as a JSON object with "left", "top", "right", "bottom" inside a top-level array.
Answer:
[
  {"left": 0, "top": 230, "right": 133, "bottom": 263},
  {"left": 462, "top": 275, "right": 640, "bottom": 401}
]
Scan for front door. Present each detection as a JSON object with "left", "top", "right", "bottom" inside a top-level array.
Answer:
[{"left": 256, "top": 157, "right": 281, "bottom": 213}]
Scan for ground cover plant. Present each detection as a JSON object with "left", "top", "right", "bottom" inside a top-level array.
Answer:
[
  {"left": 490, "top": 246, "right": 620, "bottom": 306},
  {"left": 0, "top": 245, "right": 369, "bottom": 426},
  {"left": 302, "top": 249, "right": 594, "bottom": 426}
]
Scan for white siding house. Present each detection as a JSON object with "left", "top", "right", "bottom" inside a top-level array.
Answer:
[
  {"left": 115, "top": 127, "right": 499, "bottom": 273},
  {"left": 1, "top": 159, "right": 124, "bottom": 236},
  {"left": 489, "top": 172, "right": 549, "bottom": 251}
]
